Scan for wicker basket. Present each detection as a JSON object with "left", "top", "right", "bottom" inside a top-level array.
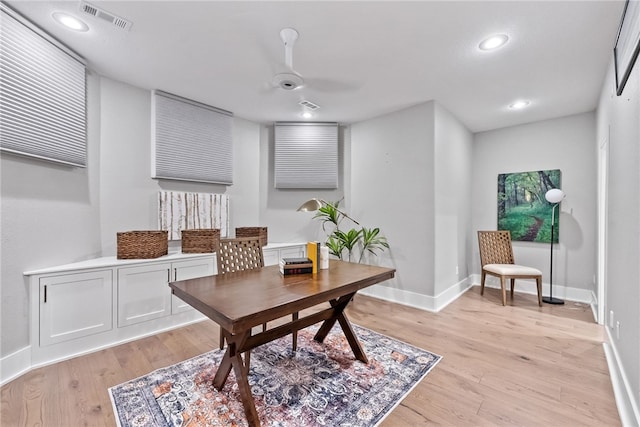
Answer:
[
  {"left": 181, "top": 228, "right": 220, "bottom": 253},
  {"left": 117, "top": 230, "right": 168, "bottom": 259},
  {"left": 235, "top": 227, "right": 268, "bottom": 246}
]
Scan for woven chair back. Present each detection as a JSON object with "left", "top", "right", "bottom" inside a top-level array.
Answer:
[
  {"left": 477, "top": 230, "right": 515, "bottom": 266},
  {"left": 217, "top": 237, "right": 264, "bottom": 274}
]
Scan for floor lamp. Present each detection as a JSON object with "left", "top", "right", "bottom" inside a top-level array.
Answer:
[
  {"left": 543, "top": 188, "right": 566, "bottom": 305},
  {"left": 296, "top": 198, "right": 360, "bottom": 225}
]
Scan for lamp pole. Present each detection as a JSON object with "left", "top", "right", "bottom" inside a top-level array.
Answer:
[
  {"left": 297, "top": 198, "right": 360, "bottom": 225},
  {"left": 543, "top": 189, "right": 565, "bottom": 305}
]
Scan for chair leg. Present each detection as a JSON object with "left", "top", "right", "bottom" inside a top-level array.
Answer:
[
  {"left": 510, "top": 278, "right": 515, "bottom": 299},
  {"left": 292, "top": 312, "right": 298, "bottom": 352},
  {"left": 219, "top": 329, "right": 224, "bottom": 350},
  {"left": 480, "top": 271, "right": 486, "bottom": 295},
  {"left": 500, "top": 277, "right": 507, "bottom": 306},
  {"left": 536, "top": 276, "right": 542, "bottom": 307}
]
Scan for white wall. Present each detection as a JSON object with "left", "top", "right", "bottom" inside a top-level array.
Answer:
[
  {"left": 597, "top": 51, "right": 640, "bottom": 423},
  {"left": 471, "top": 112, "right": 597, "bottom": 298},
  {"left": 348, "top": 101, "right": 473, "bottom": 309},
  {"left": 257, "top": 124, "right": 347, "bottom": 243},
  {"left": 0, "top": 72, "right": 103, "bottom": 357},
  {"left": 351, "top": 102, "right": 436, "bottom": 294},
  {"left": 0, "top": 75, "right": 263, "bottom": 361},
  {"left": 97, "top": 78, "right": 263, "bottom": 255},
  {"left": 227, "top": 117, "right": 262, "bottom": 231},
  {"left": 434, "top": 103, "right": 473, "bottom": 295}
]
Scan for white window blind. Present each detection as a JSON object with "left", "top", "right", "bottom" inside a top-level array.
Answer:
[
  {"left": 152, "top": 90, "right": 233, "bottom": 185},
  {"left": 274, "top": 122, "right": 338, "bottom": 189},
  {"left": 0, "top": 5, "right": 87, "bottom": 167}
]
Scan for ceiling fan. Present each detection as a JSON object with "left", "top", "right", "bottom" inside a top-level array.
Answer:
[
  {"left": 268, "top": 27, "right": 359, "bottom": 94},
  {"left": 271, "top": 28, "right": 305, "bottom": 91}
]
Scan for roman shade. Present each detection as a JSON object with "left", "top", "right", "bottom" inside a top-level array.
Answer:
[
  {"left": 274, "top": 122, "right": 338, "bottom": 189},
  {"left": 152, "top": 90, "right": 233, "bottom": 185},
  {"left": 0, "top": 5, "right": 87, "bottom": 167}
]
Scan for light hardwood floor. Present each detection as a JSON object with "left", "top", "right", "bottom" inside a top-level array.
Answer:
[{"left": 1, "top": 287, "right": 620, "bottom": 426}]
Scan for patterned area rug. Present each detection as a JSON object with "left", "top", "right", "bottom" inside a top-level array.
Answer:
[{"left": 109, "top": 324, "right": 441, "bottom": 427}]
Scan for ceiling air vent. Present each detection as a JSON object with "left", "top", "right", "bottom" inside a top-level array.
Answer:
[
  {"left": 299, "top": 100, "right": 320, "bottom": 111},
  {"left": 79, "top": 1, "right": 133, "bottom": 31}
]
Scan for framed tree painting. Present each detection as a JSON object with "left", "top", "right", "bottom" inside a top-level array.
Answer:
[
  {"left": 497, "top": 169, "right": 561, "bottom": 243},
  {"left": 614, "top": 0, "right": 640, "bottom": 96}
]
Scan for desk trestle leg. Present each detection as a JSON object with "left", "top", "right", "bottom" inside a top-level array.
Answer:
[
  {"left": 213, "top": 330, "right": 260, "bottom": 426},
  {"left": 313, "top": 292, "right": 368, "bottom": 363}
]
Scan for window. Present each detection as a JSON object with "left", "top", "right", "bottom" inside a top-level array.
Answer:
[
  {"left": 0, "top": 5, "right": 87, "bottom": 167},
  {"left": 274, "top": 122, "right": 338, "bottom": 189},
  {"left": 152, "top": 90, "right": 233, "bottom": 185}
]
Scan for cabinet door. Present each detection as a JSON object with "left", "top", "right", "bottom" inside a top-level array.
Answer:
[
  {"left": 281, "top": 246, "right": 305, "bottom": 259},
  {"left": 171, "top": 257, "right": 215, "bottom": 314},
  {"left": 263, "top": 248, "right": 280, "bottom": 266},
  {"left": 117, "top": 264, "right": 172, "bottom": 327},
  {"left": 40, "top": 270, "right": 113, "bottom": 347},
  {"left": 264, "top": 245, "right": 306, "bottom": 266}
]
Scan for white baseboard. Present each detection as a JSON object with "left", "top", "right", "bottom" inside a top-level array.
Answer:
[
  {"left": 359, "top": 276, "right": 474, "bottom": 313},
  {"left": 358, "top": 274, "right": 595, "bottom": 313},
  {"left": 604, "top": 328, "right": 640, "bottom": 426},
  {"left": 1, "top": 315, "right": 207, "bottom": 387},
  {"left": 0, "top": 346, "right": 31, "bottom": 386},
  {"left": 470, "top": 273, "right": 595, "bottom": 304},
  {"left": 590, "top": 290, "right": 600, "bottom": 324}
]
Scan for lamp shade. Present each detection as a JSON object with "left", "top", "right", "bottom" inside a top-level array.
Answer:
[
  {"left": 545, "top": 188, "right": 565, "bottom": 204},
  {"left": 297, "top": 198, "right": 323, "bottom": 212}
]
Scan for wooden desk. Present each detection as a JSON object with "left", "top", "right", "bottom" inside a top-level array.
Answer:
[{"left": 169, "top": 259, "right": 395, "bottom": 426}]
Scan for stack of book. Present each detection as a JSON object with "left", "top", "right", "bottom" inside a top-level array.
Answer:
[{"left": 279, "top": 257, "right": 313, "bottom": 275}]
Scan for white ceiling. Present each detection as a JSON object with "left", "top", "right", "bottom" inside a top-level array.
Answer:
[{"left": 5, "top": 1, "right": 626, "bottom": 132}]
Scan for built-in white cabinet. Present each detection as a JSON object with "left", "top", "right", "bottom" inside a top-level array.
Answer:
[
  {"left": 264, "top": 245, "right": 305, "bottom": 266},
  {"left": 118, "top": 258, "right": 216, "bottom": 326},
  {"left": 39, "top": 270, "right": 113, "bottom": 347},
  {"left": 117, "top": 263, "right": 174, "bottom": 327},
  {"left": 25, "top": 243, "right": 304, "bottom": 368},
  {"left": 171, "top": 258, "right": 215, "bottom": 313}
]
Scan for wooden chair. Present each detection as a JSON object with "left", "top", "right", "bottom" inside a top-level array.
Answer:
[
  {"left": 477, "top": 230, "right": 542, "bottom": 306},
  {"left": 216, "top": 237, "right": 298, "bottom": 351},
  {"left": 217, "top": 237, "right": 264, "bottom": 275}
]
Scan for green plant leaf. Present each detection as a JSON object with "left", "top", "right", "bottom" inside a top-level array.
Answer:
[
  {"left": 325, "top": 235, "right": 344, "bottom": 260},
  {"left": 313, "top": 201, "right": 341, "bottom": 232},
  {"left": 333, "top": 228, "right": 363, "bottom": 262},
  {"left": 359, "top": 227, "right": 389, "bottom": 263},
  {"left": 307, "top": 200, "right": 389, "bottom": 263}
]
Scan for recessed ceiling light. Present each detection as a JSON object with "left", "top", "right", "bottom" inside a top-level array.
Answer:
[
  {"left": 301, "top": 111, "right": 313, "bottom": 119},
  {"left": 479, "top": 34, "right": 508, "bottom": 51},
  {"left": 509, "top": 100, "right": 530, "bottom": 110},
  {"left": 52, "top": 12, "right": 89, "bottom": 32}
]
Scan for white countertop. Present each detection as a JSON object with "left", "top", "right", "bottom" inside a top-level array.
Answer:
[{"left": 24, "top": 242, "right": 305, "bottom": 276}]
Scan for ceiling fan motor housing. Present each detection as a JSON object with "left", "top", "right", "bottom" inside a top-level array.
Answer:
[{"left": 273, "top": 73, "right": 304, "bottom": 90}]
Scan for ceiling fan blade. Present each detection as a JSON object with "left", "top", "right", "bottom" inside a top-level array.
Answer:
[{"left": 304, "top": 77, "right": 361, "bottom": 93}]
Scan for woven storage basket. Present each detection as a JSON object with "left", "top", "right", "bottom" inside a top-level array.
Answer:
[
  {"left": 117, "top": 230, "right": 168, "bottom": 259},
  {"left": 181, "top": 228, "right": 220, "bottom": 253},
  {"left": 235, "top": 227, "right": 268, "bottom": 246}
]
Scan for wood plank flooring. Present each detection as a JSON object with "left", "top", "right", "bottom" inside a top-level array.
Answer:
[{"left": 1, "top": 287, "right": 621, "bottom": 426}]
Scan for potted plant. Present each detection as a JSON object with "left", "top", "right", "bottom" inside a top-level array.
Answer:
[{"left": 313, "top": 200, "right": 389, "bottom": 263}]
